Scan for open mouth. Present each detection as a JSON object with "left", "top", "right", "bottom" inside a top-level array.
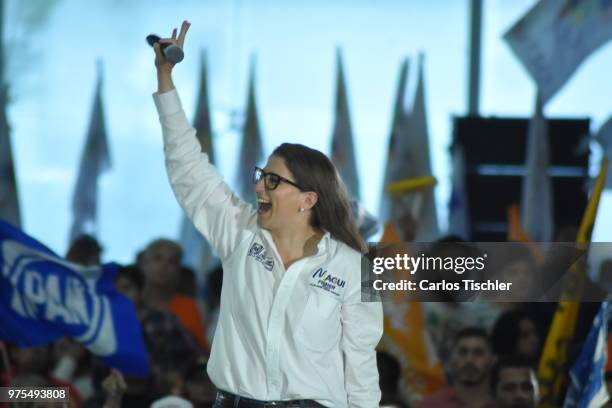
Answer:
[{"left": 257, "top": 198, "right": 272, "bottom": 215}]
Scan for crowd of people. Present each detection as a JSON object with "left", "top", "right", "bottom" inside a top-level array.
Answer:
[
  {"left": 1, "top": 235, "right": 219, "bottom": 407},
  {"left": 1, "top": 230, "right": 610, "bottom": 407},
  {"left": 374, "top": 221, "right": 611, "bottom": 407},
  {"left": 2, "top": 18, "right": 611, "bottom": 408}
]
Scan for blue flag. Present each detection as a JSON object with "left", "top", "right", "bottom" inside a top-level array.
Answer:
[
  {"left": 521, "top": 93, "right": 553, "bottom": 242},
  {"left": 236, "top": 55, "right": 264, "bottom": 206},
  {"left": 563, "top": 299, "right": 611, "bottom": 408},
  {"left": 448, "top": 143, "right": 470, "bottom": 240},
  {"left": 69, "top": 64, "right": 111, "bottom": 243},
  {"left": 0, "top": 221, "right": 149, "bottom": 377},
  {"left": 0, "top": 83, "right": 21, "bottom": 228},
  {"left": 379, "top": 58, "right": 409, "bottom": 224},
  {"left": 504, "top": 0, "right": 612, "bottom": 104},
  {"left": 350, "top": 199, "right": 379, "bottom": 240},
  {"left": 331, "top": 49, "right": 360, "bottom": 200}
]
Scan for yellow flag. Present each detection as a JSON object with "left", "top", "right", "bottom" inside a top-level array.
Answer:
[{"left": 537, "top": 158, "right": 608, "bottom": 407}]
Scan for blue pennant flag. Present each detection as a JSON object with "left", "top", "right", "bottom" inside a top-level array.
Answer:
[
  {"left": 0, "top": 220, "right": 149, "bottom": 377},
  {"left": 563, "top": 299, "right": 611, "bottom": 408}
]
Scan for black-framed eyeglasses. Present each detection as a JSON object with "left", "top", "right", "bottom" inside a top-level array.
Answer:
[{"left": 252, "top": 166, "right": 304, "bottom": 191}]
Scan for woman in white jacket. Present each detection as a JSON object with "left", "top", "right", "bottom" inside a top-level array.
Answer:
[{"left": 152, "top": 21, "right": 383, "bottom": 408}]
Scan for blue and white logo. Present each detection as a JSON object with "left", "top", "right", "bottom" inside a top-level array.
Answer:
[
  {"left": 310, "top": 267, "right": 346, "bottom": 296},
  {"left": 248, "top": 242, "right": 274, "bottom": 271},
  {"left": 0, "top": 221, "right": 149, "bottom": 376}
]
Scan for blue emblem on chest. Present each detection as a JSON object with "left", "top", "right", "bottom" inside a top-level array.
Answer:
[
  {"left": 247, "top": 242, "right": 274, "bottom": 271},
  {"left": 310, "top": 267, "right": 346, "bottom": 296}
]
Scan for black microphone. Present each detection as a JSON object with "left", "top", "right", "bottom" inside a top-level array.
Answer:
[{"left": 146, "top": 34, "right": 184, "bottom": 64}]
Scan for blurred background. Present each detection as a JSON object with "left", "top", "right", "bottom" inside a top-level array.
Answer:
[
  {"left": 3, "top": 0, "right": 612, "bottom": 262},
  {"left": 2, "top": 1, "right": 612, "bottom": 407}
]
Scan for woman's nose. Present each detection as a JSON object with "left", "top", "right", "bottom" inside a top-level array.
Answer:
[{"left": 254, "top": 179, "right": 265, "bottom": 193}]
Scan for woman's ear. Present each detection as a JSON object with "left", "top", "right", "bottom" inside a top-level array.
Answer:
[{"left": 303, "top": 191, "right": 318, "bottom": 210}]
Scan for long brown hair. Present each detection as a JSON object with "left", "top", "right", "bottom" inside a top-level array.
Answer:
[{"left": 272, "top": 143, "right": 366, "bottom": 253}]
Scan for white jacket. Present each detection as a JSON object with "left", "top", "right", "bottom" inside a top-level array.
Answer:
[{"left": 154, "top": 89, "right": 383, "bottom": 408}]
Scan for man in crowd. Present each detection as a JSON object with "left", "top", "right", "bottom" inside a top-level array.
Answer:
[
  {"left": 491, "top": 356, "right": 539, "bottom": 408},
  {"left": 417, "top": 327, "right": 495, "bottom": 408},
  {"left": 139, "top": 238, "right": 209, "bottom": 351}
]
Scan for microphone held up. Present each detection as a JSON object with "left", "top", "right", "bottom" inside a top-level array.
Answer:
[{"left": 146, "top": 34, "right": 184, "bottom": 64}]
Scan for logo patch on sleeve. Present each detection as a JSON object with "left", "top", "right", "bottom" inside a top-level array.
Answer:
[{"left": 247, "top": 242, "right": 274, "bottom": 271}]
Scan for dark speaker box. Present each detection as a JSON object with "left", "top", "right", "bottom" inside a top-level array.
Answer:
[{"left": 452, "top": 116, "right": 590, "bottom": 242}]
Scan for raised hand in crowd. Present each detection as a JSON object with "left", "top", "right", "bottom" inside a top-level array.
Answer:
[{"left": 101, "top": 369, "right": 127, "bottom": 408}]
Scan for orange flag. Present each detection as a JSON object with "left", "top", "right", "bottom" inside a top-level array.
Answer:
[{"left": 378, "top": 223, "right": 446, "bottom": 405}]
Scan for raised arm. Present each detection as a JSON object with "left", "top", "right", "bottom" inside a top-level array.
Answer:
[{"left": 152, "top": 21, "right": 256, "bottom": 260}]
